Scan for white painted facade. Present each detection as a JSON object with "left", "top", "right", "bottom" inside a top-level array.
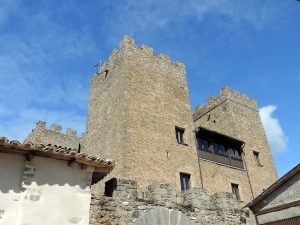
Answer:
[{"left": 0, "top": 152, "right": 94, "bottom": 225}]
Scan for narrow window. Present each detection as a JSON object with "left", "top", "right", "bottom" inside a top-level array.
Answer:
[
  {"left": 180, "top": 173, "right": 191, "bottom": 191},
  {"left": 104, "top": 69, "right": 109, "bottom": 77},
  {"left": 253, "top": 151, "right": 261, "bottom": 165},
  {"left": 231, "top": 183, "right": 241, "bottom": 200},
  {"left": 175, "top": 127, "right": 185, "bottom": 144}
]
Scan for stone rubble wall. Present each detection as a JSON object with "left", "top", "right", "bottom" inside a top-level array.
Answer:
[
  {"left": 90, "top": 178, "right": 255, "bottom": 225},
  {"left": 24, "top": 121, "right": 81, "bottom": 150}
]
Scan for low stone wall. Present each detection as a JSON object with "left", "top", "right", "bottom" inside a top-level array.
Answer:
[{"left": 90, "top": 178, "right": 255, "bottom": 225}]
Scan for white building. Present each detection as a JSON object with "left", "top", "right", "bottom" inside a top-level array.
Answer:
[{"left": 0, "top": 137, "right": 114, "bottom": 225}]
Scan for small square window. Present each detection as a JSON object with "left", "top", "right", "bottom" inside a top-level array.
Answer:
[
  {"left": 175, "top": 127, "right": 185, "bottom": 144},
  {"left": 253, "top": 151, "right": 261, "bottom": 166},
  {"left": 231, "top": 183, "right": 241, "bottom": 201},
  {"left": 180, "top": 173, "right": 191, "bottom": 191}
]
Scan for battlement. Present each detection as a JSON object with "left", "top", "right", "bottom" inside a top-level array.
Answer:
[
  {"left": 194, "top": 87, "right": 258, "bottom": 120},
  {"left": 221, "top": 86, "right": 258, "bottom": 108},
  {"left": 35, "top": 121, "right": 78, "bottom": 137},
  {"left": 95, "top": 35, "right": 185, "bottom": 80},
  {"left": 24, "top": 121, "right": 80, "bottom": 150}
]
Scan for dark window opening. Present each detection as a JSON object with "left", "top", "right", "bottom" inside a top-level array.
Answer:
[
  {"left": 253, "top": 151, "right": 261, "bottom": 166},
  {"left": 175, "top": 127, "right": 185, "bottom": 144},
  {"left": 196, "top": 128, "right": 244, "bottom": 169},
  {"left": 105, "top": 178, "right": 118, "bottom": 197},
  {"left": 104, "top": 69, "right": 109, "bottom": 77},
  {"left": 91, "top": 172, "right": 105, "bottom": 185},
  {"left": 180, "top": 173, "right": 191, "bottom": 191},
  {"left": 231, "top": 183, "right": 241, "bottom": 200}
]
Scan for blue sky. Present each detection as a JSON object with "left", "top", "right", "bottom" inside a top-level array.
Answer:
[{"left": 0, "top": 0, "right": 299, "bottom": 177}]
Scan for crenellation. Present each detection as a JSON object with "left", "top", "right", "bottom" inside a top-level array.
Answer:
[
  {"left": 158, "top": 53, "right": 171, "bottom": 63},
  {"left": 139, "top": 44, "right": 154, "bottom": 55},
  {"left": 51, "top": 124, "right": 62, "bottom": 132},
  {"left": 36, "top": 120, "right": 46, "bottom": 129},
  {"left": 25, "top": 121, "right": 81, "bottom": 150},
  {"left": 193, "top": 86, "right": 259, "bottom": 121},
  {"left": 221, "top": 86, "right": 258, "bottom": 110},
  {"left": 206, "top": 95, "right": 223, "bottom": 106},
  {"left": 119, "top": 35, "right": 135, "bottom": 47},
  {"left": 66, "top": 128, "right": 77, "bottom": 137},
  {"left": 117, "top": 35, "right": 185, "bottom": 70}
]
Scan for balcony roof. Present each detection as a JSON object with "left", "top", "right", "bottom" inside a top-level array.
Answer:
[{"left": 197, "top": 127, "right": 244, "bottom": 147}]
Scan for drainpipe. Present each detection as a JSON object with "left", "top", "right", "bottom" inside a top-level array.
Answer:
[
  {"left": 194, "top": 128, "right": 204, "bottom": 189},
  {"left": 242, "top": 143, "right": 255, "bottom": 199}
]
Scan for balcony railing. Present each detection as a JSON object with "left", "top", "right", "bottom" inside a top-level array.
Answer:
[{"left": 198, "top": 149, "right": 244, "bottom": 169}]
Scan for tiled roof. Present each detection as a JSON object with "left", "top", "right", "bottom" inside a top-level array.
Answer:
[{"left": 0, "top": 137, "right": 114, "bottom": 170}]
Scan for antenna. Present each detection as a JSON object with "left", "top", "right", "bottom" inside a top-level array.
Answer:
[{"left": 94, "top": 58, "right": 102, "bottom": 72}]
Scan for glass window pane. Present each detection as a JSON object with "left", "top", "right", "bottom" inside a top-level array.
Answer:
[
  {"left": 199, "top": 139, "right": 209, "bottom": 150},
  {"left": 219, "top": 145, "right": 226, "bottom": 155},
  {"left": 213, "top": 143, "right": 219, "bottom": 153}
]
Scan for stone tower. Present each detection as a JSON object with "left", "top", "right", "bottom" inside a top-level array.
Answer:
[
  {"left": 85, "top": 36, "right": 201, "bottom": 192},
  {"left": 193, "top": 87, "right": 278, "bottom": 202}
]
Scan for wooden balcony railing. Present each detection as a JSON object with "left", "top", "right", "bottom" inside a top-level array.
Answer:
[{"left": 198, "top": 149, "right": 244, "bottom": 169}]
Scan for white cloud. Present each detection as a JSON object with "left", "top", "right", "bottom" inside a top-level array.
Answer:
[{"left": 259, "top": 105, "right": 288, "bottom": 154}]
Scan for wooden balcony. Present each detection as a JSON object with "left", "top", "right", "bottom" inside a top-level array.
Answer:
[{"left": 198, "top": 149, "right": 244, "bottom": 169}]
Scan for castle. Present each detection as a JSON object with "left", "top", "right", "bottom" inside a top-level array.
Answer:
[{"left": 25, "top": 36, "right": 277, "bottom": 205}]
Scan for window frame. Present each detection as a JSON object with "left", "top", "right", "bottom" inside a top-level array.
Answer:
[
  {"left": 180, "top": 172, "right": 191, "bottom": 191},
  {"left": 175, "top": 126, "right": 186, "bottom": 145},
  {"left": 253, "top": 151, "right": 262, "bottom": 166},
  {"left": 231, "top": 183, "right": 241, "bottom": 201}
]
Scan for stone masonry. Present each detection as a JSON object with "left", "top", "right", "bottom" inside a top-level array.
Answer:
[
  {"left": 85, "top": 36, "right": 201, "bottom": 193},
  {"left": 90, "top": 177, "right": 256, "bottom": 225},
  {"left": 24, "top": 36, "right": 278, "bottom": 209},
  {"left": 25, "top": 121, "right": 81, "bottom": 150},
  {"left": 194, "top": 87, "right": 278, "bottom": 203}
]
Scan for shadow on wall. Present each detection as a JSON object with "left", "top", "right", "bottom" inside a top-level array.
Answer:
[
  {"left": 0, "top": 153, "right": 93, "bottom": 193},
  {"left": 31, "top": 156, "right": 92, "bottom": 190},
  {"left": 0, "top": 153, "right": 24, "bottom": 193}
]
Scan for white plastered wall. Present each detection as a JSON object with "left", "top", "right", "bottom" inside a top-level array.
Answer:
[
  {"left": 0, "top": 153, "right": 24, "bottom": 225},
  {"left": 0, "top": 153, "right": 94, "bottom": 225}
]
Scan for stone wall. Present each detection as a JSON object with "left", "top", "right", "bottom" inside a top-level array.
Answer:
[
  {"left": 85, "top": 36, "right": 201, "bottom": 193},
  {"left": 90, "top": 178, "right": 255, "bottom": 225},
  {"left": 193, "top": 87, "right": 278, "bottom": 203},
  {"left": 25, "top": 121, "right": 81, "bottom": 150}
]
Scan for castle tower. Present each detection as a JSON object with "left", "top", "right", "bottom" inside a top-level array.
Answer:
[
  {"left": 193, "top": 87, "right": 278, "bottom": 203},
  {"left": 85, "top": 36, "right": 201, "bottom": 192}
]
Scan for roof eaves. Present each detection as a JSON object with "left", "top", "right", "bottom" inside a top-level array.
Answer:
[{"left": 0, "top": 137, "right": 115, "bottom": 170}]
